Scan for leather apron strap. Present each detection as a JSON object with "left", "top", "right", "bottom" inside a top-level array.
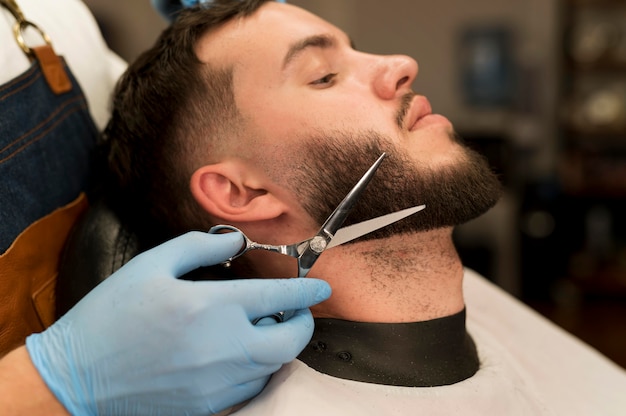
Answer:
[{"left": 0, "top": 0, "right": 71, "bottom": 94}]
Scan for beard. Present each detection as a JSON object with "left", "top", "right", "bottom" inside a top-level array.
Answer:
[{"left": 281, "top": 130, "right": 502, "bottom": 241}]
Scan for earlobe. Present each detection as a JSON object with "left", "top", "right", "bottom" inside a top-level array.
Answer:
[{"left": 190, "top": 163, "right": 287, "bottom": 222}]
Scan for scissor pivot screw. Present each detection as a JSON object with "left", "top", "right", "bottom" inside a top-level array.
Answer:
[{"left": 309, "top": 236, "right": 328, "bottom": 253}]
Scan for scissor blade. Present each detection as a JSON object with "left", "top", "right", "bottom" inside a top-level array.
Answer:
[{"left": 326, "top": 204, "right": 426, "bottom": 249}]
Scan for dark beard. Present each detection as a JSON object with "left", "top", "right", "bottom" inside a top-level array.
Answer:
[{"left": 285, "top": 130, "right": 502, "bottom": 241}]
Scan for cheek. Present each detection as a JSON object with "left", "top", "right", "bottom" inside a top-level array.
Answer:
[
  {"left": 240, "top": 84, "right": 396, "bottom": 147},
  {"left": 313, "top": 100, "right": 394, "bottom": 137}
]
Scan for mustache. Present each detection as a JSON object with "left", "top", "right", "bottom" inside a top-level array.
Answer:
[{"left": 395, "top": 92, "right": 416, "bottom": 130}]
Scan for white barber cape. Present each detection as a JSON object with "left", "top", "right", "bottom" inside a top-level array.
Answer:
[
  {"left": 225, "top": 269, "right": 626, "bottom": 415},
  {"left": 1, "top": 0, "right": 126, "bottom": 130}
]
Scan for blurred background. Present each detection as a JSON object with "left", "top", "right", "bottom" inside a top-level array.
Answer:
[{"left": 84, "top": 0, "right": 626, "bottom": 368}]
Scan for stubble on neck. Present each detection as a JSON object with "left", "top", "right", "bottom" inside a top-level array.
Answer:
[{"left": 310, "top": 227, "right": 466, "bottom": 323}]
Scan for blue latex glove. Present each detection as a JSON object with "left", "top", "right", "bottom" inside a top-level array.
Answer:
[
  {"left": 152, "top": 0, "right": 286, "bottom": 22},
  {"left": 26, "top": 231, "right": 331, "bottom": 415}
]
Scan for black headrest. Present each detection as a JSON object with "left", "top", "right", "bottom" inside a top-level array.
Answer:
[{"left": 56, "top": 199, "right": 140, "bottom": 318}]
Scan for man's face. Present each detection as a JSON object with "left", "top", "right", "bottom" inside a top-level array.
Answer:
[{"left": 197, "top": 2, "right": 501, "bottom": 236}]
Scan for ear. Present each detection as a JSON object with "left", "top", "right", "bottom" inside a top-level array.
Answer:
[{"left": 190, "top": 162, "right": 288, "bottom": 222}]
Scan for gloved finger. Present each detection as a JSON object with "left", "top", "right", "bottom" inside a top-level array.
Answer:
[
  {"left": 183, "top": 0, "right": 286, "bottom": 6},
  {"left": 249, "top": 307, "right": 315, "bottom": 364},
  {"left": 181, "top": 0, "right": 206, "bottom": 6},
  {"left": 151, "top": 0, "right": 182, "bottom": 21},
  {"left": 132, "top": 231, "right": 244, "bottom": 277},
  {"left": 182, "top": 0, "right": 287, "bottom": 11},
  {"left": 156, "top": 0, "right": 288, "bottom": 22},
  {"left": 208, "top": 376, "right": 271, "bottom": 414},
  {"left": 206, "top": 278, "right": 331, "bottom": 319}
]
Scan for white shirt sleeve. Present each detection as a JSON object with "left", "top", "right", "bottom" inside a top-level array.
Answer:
[{"left": 0, "top": 0, "right": 128, "bottom": 131}]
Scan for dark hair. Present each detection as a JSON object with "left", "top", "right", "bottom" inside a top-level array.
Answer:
[{"left": 101, "top": 0, "right": 270, "bottom": 247}]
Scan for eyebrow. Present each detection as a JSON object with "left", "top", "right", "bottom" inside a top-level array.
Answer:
[{"left": 282, "top": 34, "right": 338, "bottom": 70}]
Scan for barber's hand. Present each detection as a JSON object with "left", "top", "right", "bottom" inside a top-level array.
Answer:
[
  {"left": 26, "top": 231, "right": 331, "bottom": 415},
  {"left": 151, "top": 0, "right": 286, "bottom": 22}
]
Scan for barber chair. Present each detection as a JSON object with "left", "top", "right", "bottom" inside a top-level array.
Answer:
[{"left": 55, "top": 199, "right": 140, "bottom": 317}]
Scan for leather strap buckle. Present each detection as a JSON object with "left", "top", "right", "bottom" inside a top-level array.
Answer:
[
  {"left": 1, "top": 0, "right": 51, "bottom": 58},
  {"left": 0, "top": 0, "right": 71, "bottom": 94},
  {"left": 13, "top": 19, "right": 53, "bottom": 58}
]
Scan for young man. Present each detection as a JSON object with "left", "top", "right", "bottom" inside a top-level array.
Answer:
[{"left": 102, "top": 0, "right": 626, "bottom": 414}]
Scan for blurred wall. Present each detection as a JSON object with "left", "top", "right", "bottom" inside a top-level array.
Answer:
[{"left": 83, "top": 0, "right": 167, "bottom": 61}]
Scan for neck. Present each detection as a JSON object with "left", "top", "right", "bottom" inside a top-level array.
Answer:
[{"left": 310, "top": 227, "right": 465, "bottom": 323}]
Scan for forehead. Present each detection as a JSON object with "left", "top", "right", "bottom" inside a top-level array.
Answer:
[{"left": 195, "top": 2, "right": 348, "bottom": 74}]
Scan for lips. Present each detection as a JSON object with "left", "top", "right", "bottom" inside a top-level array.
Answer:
[{"left": 407, "top": 95, "right": 433, "bottom": 131}]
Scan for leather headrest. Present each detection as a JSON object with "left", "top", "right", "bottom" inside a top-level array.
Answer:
[{"left": 56, "top": 198, "right": 140, "bottom": 318}]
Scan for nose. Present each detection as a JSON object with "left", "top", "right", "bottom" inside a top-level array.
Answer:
[{"left": 372, "top": 55, "right": 418, "bottom": 100}]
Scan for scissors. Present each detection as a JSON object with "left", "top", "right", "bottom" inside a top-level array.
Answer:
[{"left": 209, "top": 153, "right": 426, "bottom": 320}]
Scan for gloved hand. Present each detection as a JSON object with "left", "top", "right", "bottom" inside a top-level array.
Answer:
[
  {"left": 152, "top": 0, "right": 286, "bottom": 22},
  {"left": 26, "top": 231, "right": 331, "bottom": 415}
]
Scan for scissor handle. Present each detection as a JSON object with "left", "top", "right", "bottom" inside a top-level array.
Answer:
[{"left": 207, "top": 225, "right": 251, "bottom": 266}]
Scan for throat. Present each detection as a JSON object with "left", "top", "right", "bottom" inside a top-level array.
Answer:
[
  {"left": 312, "top": 230, "right": 465, "bottom": 322},
  {"left": 298, "top": 308, "right": 479, "bottom": 387}
]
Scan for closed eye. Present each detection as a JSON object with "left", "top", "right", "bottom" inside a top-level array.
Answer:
[{"left": 310, "top": 73, "right": 337, "bottom": 87}]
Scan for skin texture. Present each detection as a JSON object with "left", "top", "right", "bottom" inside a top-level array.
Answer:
[
  {"left": 188, "top": 2, "right": 502, "bottom": 322},
  {"left": 0, "top": 347, "right": 69, "bottom": 415}
]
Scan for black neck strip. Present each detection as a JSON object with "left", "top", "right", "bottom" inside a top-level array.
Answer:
[{"left": 297, "top": 309, "right": 479, "bottom": 387}]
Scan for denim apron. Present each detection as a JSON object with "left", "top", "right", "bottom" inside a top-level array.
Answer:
[
  {"left": 0, "top": 0, "right": 98, "bottom": 353},
  {"left": 0, "top": 59, "right": 98, "bottom": 253}
]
